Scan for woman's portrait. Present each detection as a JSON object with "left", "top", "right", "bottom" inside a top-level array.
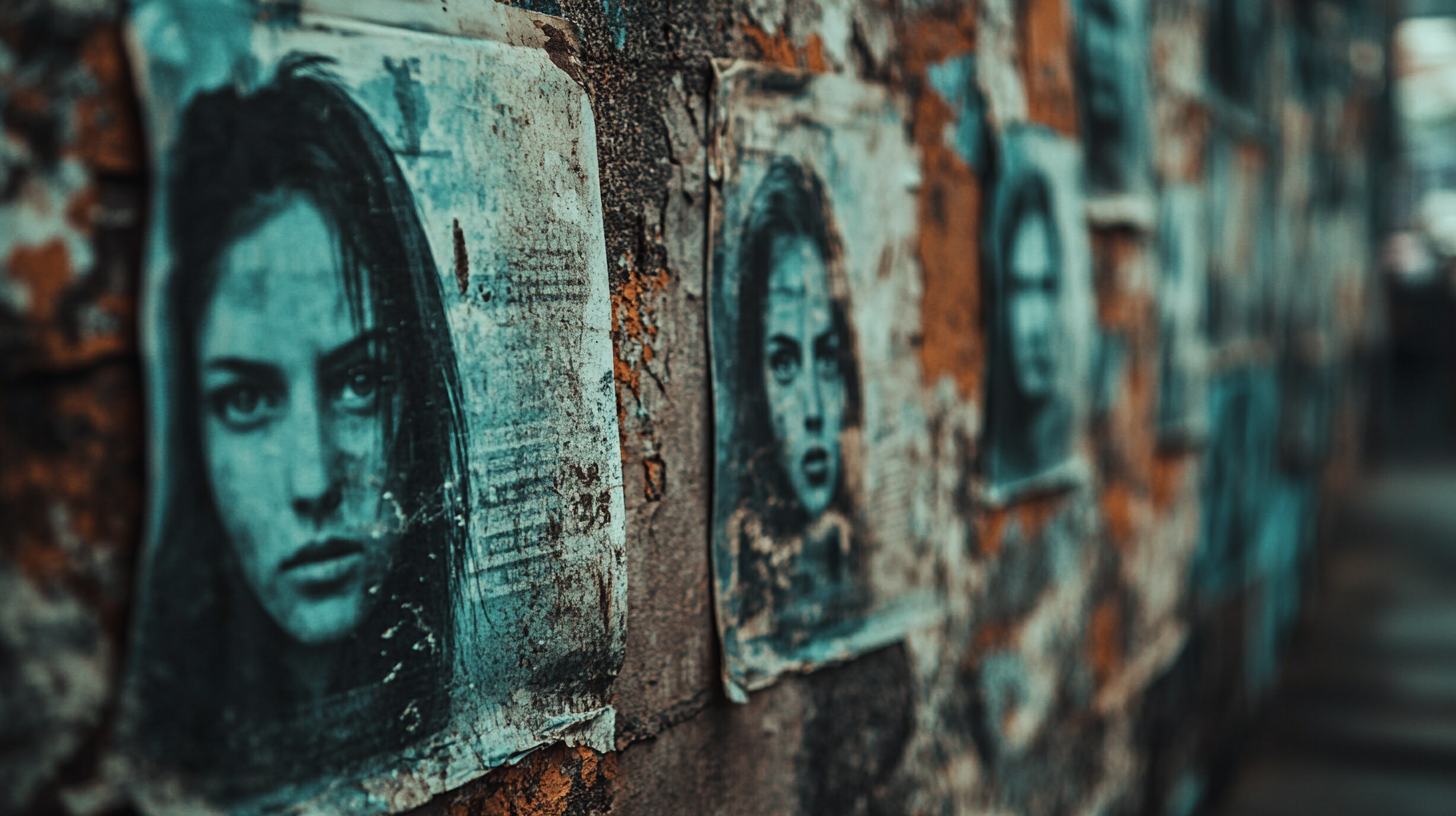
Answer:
[
  {"left": 1156, "top": 186, "right": 1209, "bottom": 446},
  {"left": 985, "top": 169, "right": 1075, "bottom": 494},
  {"left": 130, "top": 55, "right": 468, "bottom": 793},
  {"left": 1074, "top": 0, "right": 1146, "bottom": 194},
  {"left": 722, "top": 158, "right": 865, "bottom": 659}
]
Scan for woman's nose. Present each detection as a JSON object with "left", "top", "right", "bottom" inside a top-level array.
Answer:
[
  {"left": 804, "top": 368, "right": 824, "bottom": 434},
  {"left": 287, "top": 382, "right": 342, "bottom": 522}
]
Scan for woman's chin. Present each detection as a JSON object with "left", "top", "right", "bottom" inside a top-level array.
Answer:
[{"left": 277, "top": 598, "right": 367, "bottom": 646}]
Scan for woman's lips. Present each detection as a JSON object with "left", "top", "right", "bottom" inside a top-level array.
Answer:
[
  {"left": 281, "top": 537, "right": 365, "bottom": 588},
  {"left": 802, "top": 448, "right": 831, "bottom": 487}
]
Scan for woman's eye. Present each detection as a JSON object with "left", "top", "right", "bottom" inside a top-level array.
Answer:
[
  {"left": 814, "top": 353, "right": 841, "bottom": 380},
  {"left": 210, "top": 385, "right": 278, "bottom": 429},
  {"left": 334, "top": 364, "right": 381, "bottom": 411},
  {"left": 769, "top": 351, "right": 799, "bottom": 383}
]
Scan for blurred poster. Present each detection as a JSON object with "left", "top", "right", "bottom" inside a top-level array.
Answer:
[
  {"left": 1156, "top": 184, "right": 1211, "bottom": 447},
  {"left": 1194, "top": 369, "right": 1280, "bottom": 599},
  {"left": 709, "top": 62, "right": 939, "bottom": 699},
  {"left": 1072, "top": 0, "right": 1152, "bottom": 200},
  {"left": 981, "top": 126, "right": 1096, "bottom": 503},
  {"left": 119, "top": 1, "right": 625, "bottom": 811}
]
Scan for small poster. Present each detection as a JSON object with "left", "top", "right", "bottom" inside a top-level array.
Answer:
[
  {"left": 1156, "top": 184, "right": 1211, "bottom": 446},
  {"left": 118, "top": 1, "right": 625, "bottom": 811},
  {"left": 981, "top": 125, "right": 1096, "bottom": 503},
  {"left": 708, "top": 62, "right": 940, "bottom": 699},
  {"left": 1072, "top": 0, "right": 1152, "bottom": 200}
]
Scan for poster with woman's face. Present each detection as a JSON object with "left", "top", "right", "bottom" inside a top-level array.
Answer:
[
  {"left": 709, "top": 63, "right": 941, "bottom": 699},
  {"left": 1156, "top": 184, "right": 1211, "bottom": 447},
  {"left": 982, "top": 126, "right": 1095, "bottom": 503},
  {"left": 118, "top": 2, "right": 625, "bottom": 811},
  {"left": 1073, "top": 0, "right": 1152, "bottom": 198}
]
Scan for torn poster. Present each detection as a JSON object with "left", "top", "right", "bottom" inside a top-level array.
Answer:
[
  {"left": 1072, "top": 0, "right": 1153, "bottom": 202},
  {"left": 708, "top": 62, "right": 940, "bottom": 700},
  {"left": 981, "top": 125, "right": 1096, "bottom": 504},
  {"left": 117, "top": 1, "right": 624, "bottom": 812},
  {"left": 1156, "top": 183, "right": 1211, "bottom": 447}
]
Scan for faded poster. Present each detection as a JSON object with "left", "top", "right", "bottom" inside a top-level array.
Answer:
[
  {"left": 982, "top": 126, "right": 1095, "bottom": 503},
  {"left": 1073, "top": 0, "right": 1152, "bottom": 200},
  {"left": 709, "top": 63, "right": 939, "bottom": 699},
  {"left": 1156, "top": 184, "right": 1210, "bottom": 446},
  {"left": 118, "top": 1, "right": 625, "bottom": 811}
]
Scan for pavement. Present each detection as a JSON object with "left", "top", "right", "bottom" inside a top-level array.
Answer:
[{"left": 1211, "top": 466, "right": 1456, "bottom": 816}]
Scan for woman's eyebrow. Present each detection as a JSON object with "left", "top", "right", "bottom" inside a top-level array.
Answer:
[
  {"left": 767, "top": 334, "right": 801, "bottom": 350},
  {"left": 319, "top": 329, "right": 385, "bottom": 371}
]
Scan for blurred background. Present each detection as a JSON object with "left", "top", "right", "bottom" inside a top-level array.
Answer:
[{"left": 1212, "top": 2, "right": 1456, "bottom": 814}]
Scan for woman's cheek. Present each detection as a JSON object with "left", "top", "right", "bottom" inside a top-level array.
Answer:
[
  {"left": 203, "top": 422, "right": 278, "bottom": 575},
  {"left": 764, "top": 380, "right": 793, "bottom": 446}
]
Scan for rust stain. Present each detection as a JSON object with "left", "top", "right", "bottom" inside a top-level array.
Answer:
[
  {"left": 741, "top": 21, "right": 832, "bottom": 73},
  {"left": 74, "top": 27, "right": 143, "bottom": 175},
  {"left": 0, "top": 365, "right": 143, "bottom": 633},
  {"left": 5, "top": 233, "right": 134, "bottom": 372},
  {"left": 978, "top": 507, "right": 1009, "bottom": 558},
  {"left": 1019, "top": 0, "right": 1079, "bottom": 136},
  {"left": 452, "top": 744, "right": 616, "bottom": 816},
  {"left": 1088, "top": 597, "right": 1122, "bottom": 686},
  {"left": 609, "top": 250, "right": 668, "bottom": 420},
  {"left": 902, "top": 11, "right": 984, "bottom": 402},
  {"left": 7, "top": 240, "right": 74, "bottom": 332},
  {"left": 1091, "top": 231, "right": 1153, "bottom": 331},
  {"left": 979, "top": 490, "right": 1065, "bottom": 558},
  {"left": 1014, "top": 491, "right": 1063, "bottom": 540},
  {"left": 1101, "top": 481, "right": 1135, "bottom": 552}
]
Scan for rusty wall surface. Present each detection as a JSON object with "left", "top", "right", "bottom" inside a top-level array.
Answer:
[{"left": 0, "top": 0, "right": 1385, "bottom": 815}]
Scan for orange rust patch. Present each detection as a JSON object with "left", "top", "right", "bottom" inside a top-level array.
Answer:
[
  {"left": 979, "top": 490, "right": 1065, "bottom": 557},
  {"left": 74, "top": 27, "right": 143, "bottom": 175},
  {"left": 451, "top": 744, "right": 616, "bottom": 816},
  {"left": 1091, "top": 231, "right": 1153, "bottom": 331},
  {"left": 902, "top": 11, "right": 984, "bottom": 402},
  {"left": 1013, "top": 491, "right": 1063, "bottom": 540},
  {"left": 961, "top": 618, "right": 1022, "bottom": 672},
  {"left": 7, "top": 240, "right": 74, "bottom": 327},
  {"left": 609, "top": 250, "right": 668, "bottom": 420},
  {"left": 1101, "top": 481, "right": 1135, "bottom": 552},
  {"left": 978, "top": 507, "right": 1009, "bottom": 558},
  {"left": 1088, "top": 597, "right": 1122, "bottom": 686},
  {"left": 6, "top": 231, "right": 134, "bottom": 371},
  {"left": 0, "top": 365, "right": 143, "bottom": 634},
  {"left": 741, "top": 21, "right": 832, "bottom": 73},
  {"left": 1019, "top": 0, "right": 1079, "bottom": 136}
]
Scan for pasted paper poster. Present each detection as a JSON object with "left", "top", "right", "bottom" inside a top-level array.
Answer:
[
  {"left": 981, "top": 125, "right": 1096, "bottom": 504},
  {"left": 709, "top": 62, "right": 940, "bottom": 700},
  {"left": 118, "top": 1, "right": 625, "bottom": 811}
]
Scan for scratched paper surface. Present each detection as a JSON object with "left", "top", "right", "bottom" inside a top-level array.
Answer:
[
  {"left": 118, "top": 2, "right": 625, "bottom": 812},
  {"left": 708, "top": 63, "right": 940, "bottom": 699}
]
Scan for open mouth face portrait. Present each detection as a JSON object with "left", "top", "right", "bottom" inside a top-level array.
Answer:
[
  {"left": 197, "top": 194, "right": 401, "bottom": 645},
  {"left": 763, "top": 234, "right": 847, "bottom": 520}
]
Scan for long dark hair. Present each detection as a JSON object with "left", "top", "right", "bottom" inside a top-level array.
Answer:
[
  {"left": 985, "top": 170, "right": 1066, "bottom": 487},
  {"left": 131, "top": 55, "right": 468, "bottom": 792},
  {"left": 732, "top": 158, "right": 862, "bottom": 536},
  {"left": 728, "top": 159, "right": 861, "bottom": 641}
]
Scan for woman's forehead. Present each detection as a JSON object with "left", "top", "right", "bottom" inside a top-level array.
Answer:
[{"left": 201, "top": 198, "right": 373, "bottom": 349}]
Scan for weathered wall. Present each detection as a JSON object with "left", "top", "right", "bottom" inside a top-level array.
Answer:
[{"left": 0, "top": 0, "right": 1385, "bottom": 814}]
